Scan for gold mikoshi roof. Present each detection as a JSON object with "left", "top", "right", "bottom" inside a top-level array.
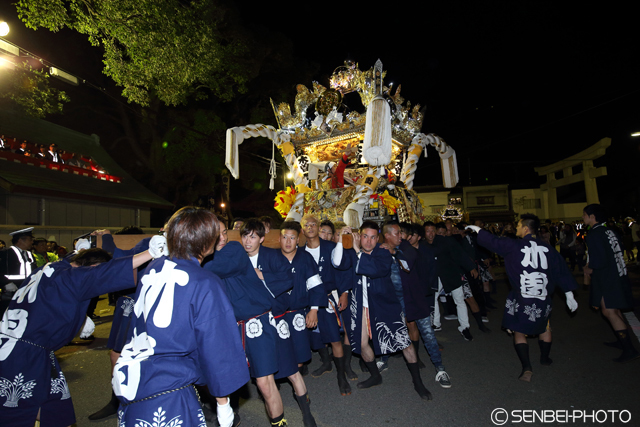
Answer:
[{"left": 272, "top": 60, "right": 424, "bottom": 148}]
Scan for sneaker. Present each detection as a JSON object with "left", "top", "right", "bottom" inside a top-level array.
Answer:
[
  {"left": 435, "top": 370, "right": 452, "bottom": 388},
  {"left": 432, "top": 324, "right": 442, "bottom": 332},
  {"left": 376, "top": 360, "right": 389, "bottom": 373},
  {"left": 482, "top": 316, "right": 489, "bottom": 323},
  {"left": 460, "top": 328, "right": 473, "bottom": 341},
  {"left": 444, "top": 314, "right": 458, "bottom": 321}
]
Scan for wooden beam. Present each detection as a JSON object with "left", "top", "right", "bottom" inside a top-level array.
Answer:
[{"left": 99, "top": 229, "right": 301, "bottom": 251}]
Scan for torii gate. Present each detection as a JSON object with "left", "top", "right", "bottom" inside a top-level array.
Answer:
[{"left": 534, "top": 137, "right": 610, "bottom": 219}]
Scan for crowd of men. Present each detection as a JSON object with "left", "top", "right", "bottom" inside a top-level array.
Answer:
[{"left": 0, "top": 203, "right": 638, "bottom": 427}]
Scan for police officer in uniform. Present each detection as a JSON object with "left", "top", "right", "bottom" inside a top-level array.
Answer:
[{"left": 0, "top": 227, "right": 37, "bottom": 314}]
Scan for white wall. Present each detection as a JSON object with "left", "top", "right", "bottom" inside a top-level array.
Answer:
[
  {"left": 0, "top": 191, "right": 151, "bottom": 248},
  {"left": 417, "top": 191, "right": 451, "bottom": 215}
]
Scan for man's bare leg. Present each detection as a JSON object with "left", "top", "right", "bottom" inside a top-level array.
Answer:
[
  {"left": 287, "top": 372, "right": 307, "bottom": 397},
  {"left": 256, "top": 375, "right": 283, "bottom": 420},
  {"left": 330, "top": 341, "right": 343, "bottom": 357},
  {"left": 357, "top": 311, "right": 382, "bottom": 389},
  {"left": 407, "top": 321, "right": 420, "bottom": 341},
  {"left": 601, "top": 298, "right": 640, "bottom": 362},
  {"left": 402, "top": 342, "right": 417, "bottom": 363},
  {"left": 601, "top": 298, "right": 626, "bottom": 330},
  {"left": 288, "top": 372, "right": 317, "bottom": 426}
]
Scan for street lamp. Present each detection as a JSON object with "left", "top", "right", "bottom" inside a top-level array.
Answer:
[
  {"left": 0, "top": 22, "right": 9, "bottom": 37},
  {"left": 631, "top": 132, "right": 640, "bottom": 137}
]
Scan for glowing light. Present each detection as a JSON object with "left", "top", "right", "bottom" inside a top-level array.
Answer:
[
  {"left": 220, "top": 202, "right": 225, "bottom": 208},
  {"left": 0, "top": 22, "right": 9, "bottom": 37},
  {"left": 0, "top": 56, "right": 15, "bottom": 69},
  {"left": 49, "top": 67, "right": 79, "bottom": 85},
  {"left": 286, "top": 172, "right": 293, "bottom": 179},
  {"left": 631, "top": 132, "right": 640, "bottom": 137}
]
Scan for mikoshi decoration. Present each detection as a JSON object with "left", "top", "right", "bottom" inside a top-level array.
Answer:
[
  {"left": 370, "top": 190, "right": 401, "bottom": 214},
  {"left": 439, "top": 204, "right": 465, "bottom": 222},
  {"left": 274, "top": 186, "right": 297, "bottom": 218},
  {"left": 225, "top": 59, "right": 460, "bottom": 223}
]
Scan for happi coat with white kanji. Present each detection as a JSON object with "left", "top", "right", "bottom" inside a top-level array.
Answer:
[
  {"left": 585, "top": 223, "right": 633, "bottom": 309},
  {"left": 477, "top": 231, "right": 577, "bottom": 335},
  {"left": 0, "top": 256, "right": 134, "bottom": 427},
  {"left": 113, "top": 256, "right": 249, "bottom": 427}
]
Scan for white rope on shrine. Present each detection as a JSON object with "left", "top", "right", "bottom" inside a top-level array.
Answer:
[
  {"left": 225, "top": 124, "right": 308, "bottom": 221},
  {"left": 344, "top": 165, "right": 382, "bottom": 225},
  {"left": 399, "top": 133, "right": 459, "bottom": 189}
]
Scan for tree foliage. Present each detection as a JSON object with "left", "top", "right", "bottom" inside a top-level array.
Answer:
[
  {"left": 155, "top": 109, "right": 227, "bottom": 206},
  {"left": 16, "top": 0, "right": 250, "bottom": 107},
  {"left": 0, "top": 61, "right": 69, "bottom": 118}
]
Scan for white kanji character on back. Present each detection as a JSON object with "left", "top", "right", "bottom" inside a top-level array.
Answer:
[
  {"left": 520, "top": 271, "right": 548, "bottom": 300},
  {"left": 520, "top": 241, "right": 549, "bottom": 269}
]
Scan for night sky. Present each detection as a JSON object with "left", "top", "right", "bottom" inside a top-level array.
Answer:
[{"left": 1, "top": 2, "right": 639, "bottom": 216}]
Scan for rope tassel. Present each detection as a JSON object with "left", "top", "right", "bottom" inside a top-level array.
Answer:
[
  {"left": 269, "top": 141, "right": 277, "bottom": 190},
  {"left": 363, "top": 94, "right": 392, "bottom": 166}
]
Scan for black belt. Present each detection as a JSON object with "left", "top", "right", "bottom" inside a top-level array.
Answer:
[{"left": 121, "top": 383, "right": 198, "bottom": 408}]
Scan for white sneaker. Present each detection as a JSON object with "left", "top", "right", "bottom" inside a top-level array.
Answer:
[
  {"left": 376, "top": 360, "right": 389, "bottom": 372},
  {"left": 435, "top": 370, "right": 452, "bottom": 388},
  {"left": 444, "top": 314, "right": 458, "bottom": 321},
  {"left": 482, "top": 316, "right": 489, "bottom": 323}
]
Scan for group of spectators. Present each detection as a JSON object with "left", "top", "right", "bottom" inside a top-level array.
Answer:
[
  {"left": 0, "top": 236, "right": 67, "bottom": 267},
  {"left": 0, "top": 133, "right": 106, "bottom": 172}
]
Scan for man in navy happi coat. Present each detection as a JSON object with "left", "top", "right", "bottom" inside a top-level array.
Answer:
[
  {"left": 582, "top": 203, "right": 639, "bottom": 363},
  {"left": 470, "top": 214, "right": 578, "bottom": 382},
  {"left": 114, "top": 208, "right": 249, "bottom": 427},
  {"left": 333, "top": 221, "right": 432, "bottom": 400},
  {"left": 301, "top": 215, "right": 351, "bottom": 396},
  {"left": 0, "top": 248, "right": 153, "bottom": 427}
]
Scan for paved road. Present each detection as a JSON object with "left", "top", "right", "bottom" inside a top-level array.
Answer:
[{"left": 60, "top": 263, "right": 640, "bottom": 427}]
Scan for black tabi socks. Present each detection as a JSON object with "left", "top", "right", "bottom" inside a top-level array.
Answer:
[
  {"left": 538, "top": 340, "right": 553, "bottom": 366},
  {"left": 333, "top": 356, "right": 351, "bottom": 395},
  {"left": 342, "top": 344, "right": 358, "bottom": 380},
  {"left": 294, "top": 393, "right": 317, "bottom": 427},
  {"left": 311, "top": 347, "right": 333, "bottom": 377},
  {"left": 514, "top": 343, "right": 533, "bottom": 382},
  {"left": 613, "top": 329, "right": 640, "bottom": 363},
  {"left": 359, "top": 357, "right": 369, "bottom": 373},
  {"left": 357, "top": 360, "right": 382, "bottom": 389},
  {"left": 407, "top": 362, "right": 433, "bottom": 400},
  {"left": 472, "top": 312, "right": 491, "bottom": 333},
  {"left": 87, "top": 390, "right": 119, "bottom": 420},
  {"left": 270, "top": 413, "right": 287, "bottom": 426}
]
